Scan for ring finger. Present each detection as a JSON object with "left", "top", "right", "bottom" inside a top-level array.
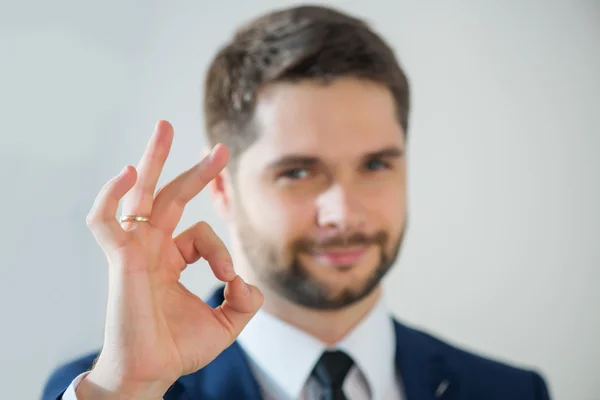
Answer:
[{"left": 121, "top": 120, "right": 174, "bottom": 220}]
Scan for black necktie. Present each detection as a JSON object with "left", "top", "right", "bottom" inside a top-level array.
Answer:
[{"left": 311, "top": 350, "right": 355, "bottom": 400}]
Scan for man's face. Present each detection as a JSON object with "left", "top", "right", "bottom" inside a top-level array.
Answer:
[{"left": 229, "top": 77, "right": 407, "bottom": 310}]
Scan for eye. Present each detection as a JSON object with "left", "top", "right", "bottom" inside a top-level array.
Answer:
[
  {"left": 364, "top": 158, "right": 390, "bottom": 171},
  {"left": 279, "top": 167, "right": 311, "bottom": 180}
]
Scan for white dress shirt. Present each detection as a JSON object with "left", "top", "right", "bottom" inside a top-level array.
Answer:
[
  {"left": 237, "top": 296, "right": 405, "bottom": 400},
  {"left": 62, "top": 296, "right": 404, "bottom": 400}
]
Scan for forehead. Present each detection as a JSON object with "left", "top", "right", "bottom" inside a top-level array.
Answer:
[{"left": 246, "top": 77, "right": 405, "bottom": 163}]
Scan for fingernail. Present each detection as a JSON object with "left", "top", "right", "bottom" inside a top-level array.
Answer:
[
  {"left": 224, "top": 261, "right": 235, "bottom": 277},
  {"left": 241, "top": 277, "right": 250, "bottom": 295},
  {"left": 208, "top": 144, "right": 219, "bottom": 160}
]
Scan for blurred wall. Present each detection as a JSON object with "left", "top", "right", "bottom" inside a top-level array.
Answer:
[{"left": 0, "top": 1, "right": 598, "bottom": 399}]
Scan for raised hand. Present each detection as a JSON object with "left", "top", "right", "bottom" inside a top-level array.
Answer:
[{"left": 77, "top": 120, "right": 263, "bottom": 400}]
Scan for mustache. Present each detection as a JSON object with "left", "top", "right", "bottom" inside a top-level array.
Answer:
[{"left": 293, "top": 231, "right": 388, "bottom": 253}]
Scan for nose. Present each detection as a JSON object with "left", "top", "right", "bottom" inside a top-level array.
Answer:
[{"left": 316, "top": 183, "right": 365, "bottom": 233}]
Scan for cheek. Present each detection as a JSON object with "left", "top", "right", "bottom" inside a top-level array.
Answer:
[
  {"left": 364, "top": 184, "right": 406, "bottom": 228},
  {"left": 249, "top": 190, "right": 316, "bottom": 241}
]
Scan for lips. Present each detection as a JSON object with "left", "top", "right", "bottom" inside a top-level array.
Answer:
[{"left": 313, "top": 247, "right": 368, "bottom": 266}]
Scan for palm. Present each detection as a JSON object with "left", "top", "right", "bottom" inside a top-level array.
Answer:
[
  {"left": 144, "top": 230, "right": 237, "bottom": 375},
  {"left": 109, "top": 231, "right": 221, "bottom": 377}
]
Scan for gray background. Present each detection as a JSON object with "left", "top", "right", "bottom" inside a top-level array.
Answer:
[{"left": 0, "top": 1, "right": 598, "bottom": 399}]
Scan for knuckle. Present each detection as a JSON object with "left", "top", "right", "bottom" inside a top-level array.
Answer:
[
  {"left": 173, "top": 196, "right": 188, "bottom": 210},
  {"left": 212, "top": 307, "right": 236, "bottom": 339},
  {"left": 86, "top": 209, "right": 111, "bottom": 229},
  {"left": 98, "top": 181, "right": 113, "bottom": 199},
  {"left": 195, "top": 220, "right": 213, "bottom": 235},
  {"left": 85, "top": 211, "right": 98, "bottom": 228},
  {"left": 138, "top": 190, "right": 155, "bottom": 205},
  {"left": 155, "top": 184, "right": 167, "bottom": 197}
]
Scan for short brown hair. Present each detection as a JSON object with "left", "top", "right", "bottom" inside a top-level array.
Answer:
[{"left": 203, "top": 5, "right": 410, "bottom": 166}]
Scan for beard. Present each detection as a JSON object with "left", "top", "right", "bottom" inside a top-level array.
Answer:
[{"left": 234, "top": 202, "right": 405, "bottom": 310}]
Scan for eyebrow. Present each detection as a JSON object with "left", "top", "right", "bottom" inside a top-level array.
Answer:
[
  {"left": 363, "top": 146, "right": 404, "bottom": 160},
  {"left": 265, "top": 146, "right": 404, "bottom": 170},
  {"left": 266, "top": 155, "right": 319, "bottom": 170}
]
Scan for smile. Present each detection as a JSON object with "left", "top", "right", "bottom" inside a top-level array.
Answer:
[{"left": 312, "top": 246, "right": 369, "bottom": 266}]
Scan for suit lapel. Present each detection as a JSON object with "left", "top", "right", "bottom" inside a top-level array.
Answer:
[
  {"left": 176, "top": 342, "right": 263, "bottom": 400},
  {"left": 393, "top": 321, "right": 460, "bottom": 400}
]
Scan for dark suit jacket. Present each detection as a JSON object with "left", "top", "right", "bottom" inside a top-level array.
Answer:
[{"left": 42, "top": 287, "right": 551, "bottom": 400}]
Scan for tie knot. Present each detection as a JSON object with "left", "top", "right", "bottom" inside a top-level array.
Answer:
[{"left": 311, "top": 350, "right": 355, "bottom": 388}]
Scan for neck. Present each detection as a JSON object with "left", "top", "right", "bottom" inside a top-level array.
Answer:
[{"left": 259, "top": 285, "right": 383, "bottom": 345}]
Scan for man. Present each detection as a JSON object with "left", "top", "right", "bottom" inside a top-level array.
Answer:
[{"left": 42, "top": 5, "right": 551, "bottom": 400}]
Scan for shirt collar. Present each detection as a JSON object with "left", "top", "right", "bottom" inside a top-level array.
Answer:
[
  {"left": 337, "top": 297, "right": 397, "bottom": 400},
  {"left": 237, "top": 295, "right": 397, "bottom": 400}
]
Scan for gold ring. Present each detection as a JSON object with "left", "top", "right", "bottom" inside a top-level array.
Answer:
[{"left": 119, "top": 215, "right": 150, "bottom": 223}]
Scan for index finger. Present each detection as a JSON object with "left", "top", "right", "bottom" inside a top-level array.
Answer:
[
  {"left": 149, "top": 143, "right": 229, "bottom": 233},
  {"left": 174, "top": 220, "right": 235, "bottom": 281}
]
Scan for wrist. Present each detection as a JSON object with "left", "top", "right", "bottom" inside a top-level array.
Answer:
[{"left": 76, "top": 367, "right": 171, "bottom": 400}]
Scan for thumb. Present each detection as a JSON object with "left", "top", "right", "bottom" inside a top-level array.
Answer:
[{"left": 213, "top": 276, "right": 263, "bottom": 339}]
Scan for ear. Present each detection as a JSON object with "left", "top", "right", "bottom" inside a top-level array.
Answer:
[{"left": 204, "top": 146, "right": 234, "bottom": 220}]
